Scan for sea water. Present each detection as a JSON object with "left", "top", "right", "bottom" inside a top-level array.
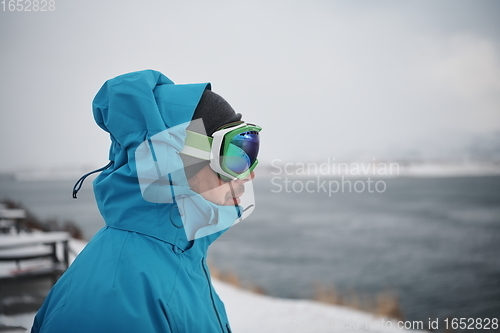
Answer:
[{"left": 1, "top": 174, "right": 499, "bottom": 330}]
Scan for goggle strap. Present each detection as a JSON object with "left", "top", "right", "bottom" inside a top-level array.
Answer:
[{"left": 180, "top": 130, "right": 213, "bottom": 160}]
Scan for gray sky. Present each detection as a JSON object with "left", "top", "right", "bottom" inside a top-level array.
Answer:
[{"left": 1, "top": 0, "right": 500, "bottom": 173}]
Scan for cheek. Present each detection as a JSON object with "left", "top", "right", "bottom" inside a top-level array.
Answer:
[{"left": 200, "top": 184, "right": 231, "bottom": 206}]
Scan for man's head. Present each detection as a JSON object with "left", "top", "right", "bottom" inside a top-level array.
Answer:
[
  {"left": 89, "top": 70, "right": 259, "bottom": 241},
  {"left": 180, "top": 89, "right": 260, "bottom": 205}
]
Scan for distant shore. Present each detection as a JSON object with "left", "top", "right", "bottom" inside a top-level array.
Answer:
[{"left": 2, "top": 160, "right": 499, "bottom": 182}]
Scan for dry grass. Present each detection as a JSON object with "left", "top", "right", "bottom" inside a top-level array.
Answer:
[
  {"left": 208, "top": 262, "right": 403, "bottom": 321},
  {"left": 208, "top": 262, "right": 267, "bottom": 295},
  {"left": 313, "top": 283, "right": 404, "bottom": 320}
]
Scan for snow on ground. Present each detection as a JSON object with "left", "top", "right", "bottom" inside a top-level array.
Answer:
[
  {"left": 213, "top": 280, "right": 425, "bottom": 333},
  {"left": 0, "top": 312, "right": 36, "bottom": 333},
  {"left": 1, "top": 238, "right": 426, "bottom": 332}
]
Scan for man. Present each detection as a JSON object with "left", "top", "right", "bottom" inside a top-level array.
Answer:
[{"left": 31, "top": 70, "right": 261, "bottom": 333}]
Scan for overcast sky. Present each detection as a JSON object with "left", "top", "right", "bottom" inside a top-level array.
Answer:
[{"left": 1, "top": 0, "right": 499, "bottom": 173}]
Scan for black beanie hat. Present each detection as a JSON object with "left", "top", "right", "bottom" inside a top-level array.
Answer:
[{"left": 181, "top": 89, "right": 242, "bottom": 179}]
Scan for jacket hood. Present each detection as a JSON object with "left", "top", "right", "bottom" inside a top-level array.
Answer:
[{"left": 91, "top": 70, "right": 240, "bottom": 252}]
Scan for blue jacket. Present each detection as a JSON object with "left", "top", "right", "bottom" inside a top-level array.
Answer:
[{"left": 32, "top": 70, "right": 237, "bottom": 333}]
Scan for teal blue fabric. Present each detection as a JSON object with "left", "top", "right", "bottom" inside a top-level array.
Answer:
[{"left": 31, "top": 70, "right": 234, "bottom": 333}]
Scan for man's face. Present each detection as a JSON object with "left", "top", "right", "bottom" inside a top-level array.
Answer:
[{"left": 188, "top": 165, "right": 254, "bottom": 206}]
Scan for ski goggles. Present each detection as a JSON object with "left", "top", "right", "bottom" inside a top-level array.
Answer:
[{"left": 181, "top": 122, "right": 262, "bottom": 181}]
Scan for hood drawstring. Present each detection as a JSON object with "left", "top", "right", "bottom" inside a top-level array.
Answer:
[{"left": 73, "top": 161, "right": 113, "bottom": 199}]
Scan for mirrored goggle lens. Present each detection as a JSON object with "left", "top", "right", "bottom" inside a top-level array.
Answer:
[{"left": 222, "top": 132, "right": 260, "bottom": 174}]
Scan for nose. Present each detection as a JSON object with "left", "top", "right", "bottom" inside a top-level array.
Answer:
[{"left": 235, "top": 170, "right": 255, "bottom": 183}]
